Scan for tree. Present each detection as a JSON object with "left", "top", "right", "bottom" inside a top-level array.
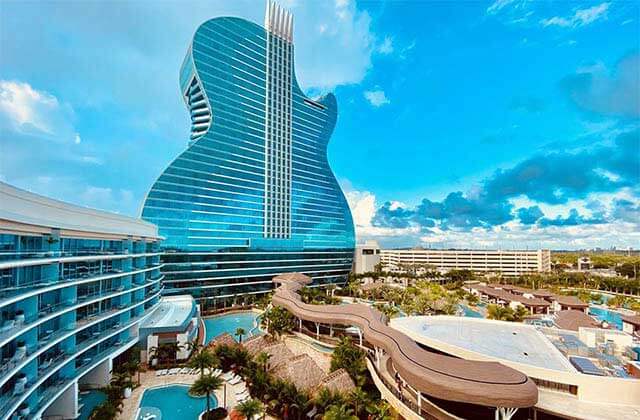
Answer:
[
  {"left": 366, "top": 401, "right": 393, "bottom": 420},
  {"left": 189, "top": 348, "right": 218, "bottom": 376},
  {"left": 255, "top": 351, "right": 271, "bottom": 372},
  {"left": 348, "top": 388, "right": 369, "bottom": 418},
  {"left": 190, "top": 374, "right": 224, "bottom": 415},
  {"left": 89, "top": 400, "right": 122, "bottom": 420},
  {"left": 486, "top": 304, "right": 515, "bottom": 321},
  {"left": 314, "top": 388, "right": 345, "bottom": 415},
  {"left": 237, "top": 399, "right": 263, "bottom": 420},
  {"left": 513, "top": 305, "right": 530, "bottom": 322},
  {"left": 261, "top": 306, "right": 296, "bottom": 338},
  {"left": 236, "top": 327, "right": 247, "bottom": 343},
  {"left": 330, "top": 337, "right": 367, "bottom": 386},
  {"left": 323, "top": 404, "right": 358, "bottom": 420}
]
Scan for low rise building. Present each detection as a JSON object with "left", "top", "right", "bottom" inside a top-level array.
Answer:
[
  {"left": 353, "top": 240, "right": 381, "bottom": 274},
  {"left": 381, "top": 248, "right": 551, "bottom": 276},
  {"left": 139, "top": 294, "right": 200, "bottom": 363}
]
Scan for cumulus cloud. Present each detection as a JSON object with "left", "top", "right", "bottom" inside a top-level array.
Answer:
[
  {"left": 363, "top": 89, "right": 390, "bottom": 107},
  {"left": 292, "top": 0, "right": 374, "bottom": 91},
  {"left": 541, "top": 2, "right": 610, "bottom": 28},
  {"left": 0, "top": 80, "right": 77, "bottom": 141},
  {"left": 561, "top": 53, "right": 640, "bottom": 118},
  {"left": 371, "top": 128, "right": 640, "bottom": 234}
]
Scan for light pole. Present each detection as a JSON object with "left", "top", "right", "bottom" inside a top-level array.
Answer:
[{"left": 223, "top": 382, "right": 227, "bottom": 409}]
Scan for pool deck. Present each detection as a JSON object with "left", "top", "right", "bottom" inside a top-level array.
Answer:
[{"left": 118, "top": 370, "right": 243, "bottom": 420}]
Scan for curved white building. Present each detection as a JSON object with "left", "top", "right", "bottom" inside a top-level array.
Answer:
[{"left": 0, "top": 182, "right": 163, "bottom": 419}]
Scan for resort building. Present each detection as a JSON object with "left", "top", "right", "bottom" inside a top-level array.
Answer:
[
  {"left": 353, "top": 240, "right": 381, "bottom": 274},
  {"left": 380, "top": 248, "right": 551, "bottom": 276},
  {"left": 0, "top": 182, "right": 163, "bottom": 420},
  {"left": 469, "top": 284, "right": 551, "bottom": 315},
  {"left": 140, "top": 1, "right": 355, "bottom": 304},
  {"left": 391, "top": 316, "right": 640, "bottom": 420},
  {"left": 139, "top": 294, "right": 200, "bottom": 363},
  {"left": 272, "top": 273, "right": 540, "bottom": 420},
  {"left": 622, "top": 314, "right": 640, "bottom": 338}
]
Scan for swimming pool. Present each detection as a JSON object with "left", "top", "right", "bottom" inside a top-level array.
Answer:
[
  {"left": 459, "top": 304, "right": 484, "bottom": 318},
  {"left": 137, "top": 384, "right": 217, "bottom": 420},
  {"left": 589, "top": 306, "right": 623, "bottom": 330},
  {"left": 204, "top": 311, "right": 262, "bottom": 344}
]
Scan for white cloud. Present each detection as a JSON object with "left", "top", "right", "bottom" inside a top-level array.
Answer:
[
  {"left": 74, "top": 133, "right": 82, "bottom": 144},
  {"left": 541, "top": 3, "right": 610, "bottom": 28},
  {"left": 363, "top": 89, "right": 390, "bottom": 107},
  {"left": 0, "top": 80, "right": 77, "bottom": 142},
  {"left": 486, "top": 0, "right": 517, "bottom": 15},
  {"left": 378, "top": 36, "right": 394, "bottom": 55},
  {"left": 290, "top": 0, "right": 374, "bottom": 92}
]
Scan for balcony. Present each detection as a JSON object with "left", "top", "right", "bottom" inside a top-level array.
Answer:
[
  {"left": 0, "top": 250, "right": 162, "bottom": 271},
  {"left": 0, "top": 275, "right": 162, "bottom": 348},
  {"left": 0, "top": 301, "right": 157, "bottom": 420}
]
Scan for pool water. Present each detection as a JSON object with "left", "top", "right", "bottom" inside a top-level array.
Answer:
[
  {"left": 204, "top": 311, "right": 261, "bottom": 344},
  {"left": 589, "top": 306, "right": 623, "bottom": 330},
  {"left": 137, "top": 384, "right": 217, "bottom": 420},
  {"left": 78, "top": 390, "right": 106, "bottom": 420},
  {"left": 459, "top": 304, "right": 484, "bottom": 318}
]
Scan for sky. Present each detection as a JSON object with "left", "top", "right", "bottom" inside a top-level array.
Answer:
[{"left": 1, "top": 0, "right": 639, "bottom": 250}]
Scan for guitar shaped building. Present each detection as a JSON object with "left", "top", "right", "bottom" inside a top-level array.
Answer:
[{"left": 141, "top": 1, "right": 355, "bottom": 302}]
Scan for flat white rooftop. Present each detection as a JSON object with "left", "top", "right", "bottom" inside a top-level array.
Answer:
[
  {"left": 141, "top": 295, "right": 195, "bottom": 330},
  {"left": 391, "top": 316, "right": 575, "bottom": 372}
]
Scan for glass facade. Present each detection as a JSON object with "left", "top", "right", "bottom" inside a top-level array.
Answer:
[
  {"left": 0, "top": 183, "right": 162, "bottom": 419},
  {"left": 141, "top": 10, "right": 355, "bottom": 301}
]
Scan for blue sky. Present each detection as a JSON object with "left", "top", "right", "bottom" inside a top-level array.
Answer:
[{"left": 1, "top": 0, "right": 638, "bottom": 249}]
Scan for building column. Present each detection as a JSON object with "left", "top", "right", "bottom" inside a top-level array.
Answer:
[
  {"left": 42, "top": 380, "right": 78, "bottom": 420},
  {"left": 357, "top": 328, "right": 363, "bottom": 346},
  {"left": 299, "top": 318, "right": 302, "bottom": 332},
  {"left": 496, "top": 407, "right": 518, "bottom": 420},
  {"left": 315, "top": 322, "right": 320, "bottom": 339}
]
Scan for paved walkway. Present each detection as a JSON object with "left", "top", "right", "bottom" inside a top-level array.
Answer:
[{"left": 118, "top": 370, "right": 245, "bottom": 420}]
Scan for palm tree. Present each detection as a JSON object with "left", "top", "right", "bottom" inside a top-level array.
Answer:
[
  {"left": 323, "top": 404, "right": 357, "bottom": 420},
  {"left": 190, "top": 374, "right": 224, "bottom": 416},
  {"left": 236, "top": 327, "right": 247, "bottom": 343},
  {"left": 89, "top": 400, "right": 122, "bottom": 420},
  {"left": 255, "top": 351, "right": 271, "bottom": 372},
  {"left": 189, "top": 347, "right": 218, "bottom": 376},
  {"left": 365, "top": 401, "right": 393, "bottom": 420},
  {"left": 237, "top": 398, "right": 263, "bottom": 420},
  {"left": 348, "top": 388, "right": 369, "bottom": 417},
  {"left": 184, "top": 339, "right": 203, "bottom": 355},
  {"left": 314, "top": 388, "right": 344, "bottom": 415}
]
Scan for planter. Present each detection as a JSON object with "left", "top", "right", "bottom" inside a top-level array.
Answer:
[
  {"left": 16, "top": 373, "right": 27, "bottom": 384},
  {"left": 123, "top": 387, "right": 132, "bottom": 399},
  {"left": 16, "top": 340, "right": 26, "bottom": 349}
]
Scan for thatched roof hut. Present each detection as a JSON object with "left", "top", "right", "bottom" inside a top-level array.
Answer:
[
  {"left": 261, "top": 343, "right": 295, "bottom": 370},
  {"left": 271, "top": 354, "right": 325, "bottom": 391},
  {"left": 315, "top": 368, "right": 355, "bottom": 395},
  {"left": 208, "top": 332, "right": 236, "bottom": 348},
  {"left": 243, "top": 335, "right": 275, "bottom": 355}
]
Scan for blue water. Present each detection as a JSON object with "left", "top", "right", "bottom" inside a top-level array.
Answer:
[
  {"left": 204, "top": 312, "right": 261, "bottom": 344},
  {"left": 459, "top": 304, "right": 484, "bottom": 318},
  {"left": 589, "top": 306, "right": 623, "bottom": 330},
  {"left": 78, "top": 390, "right": 106, "bottom": 420},
  {"left": 137, "top": 384, "right": 217, "bottom": 420}
]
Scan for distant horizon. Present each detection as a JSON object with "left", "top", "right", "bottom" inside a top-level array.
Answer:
[{"left": 1, "top": 0, "right": 638, "bottom": 250}]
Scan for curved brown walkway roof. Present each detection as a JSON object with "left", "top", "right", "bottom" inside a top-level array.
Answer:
[{"left": 272, "top": 273, "right": 538, "bottom": 408}]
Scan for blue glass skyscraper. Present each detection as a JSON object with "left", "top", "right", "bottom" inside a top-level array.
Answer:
[{"left": 141, "top": 2, "right": 355, "bottom": 303}]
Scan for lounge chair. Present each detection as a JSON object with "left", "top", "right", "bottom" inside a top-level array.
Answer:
[
  {"left": 159, "top": 369, "right": 168, "bottom": 376},
  {"left": 180, "top": 368, "right": 190, "bottom": 374},
  {"left": 228, "top": 377, "right": 242, "bottom": 386},
  {"left": 170, "top": 368, "right": 181, "bottom": 375},
  {"left": 221, "top": 372, "right": 233, "bottom": 381},
  {"left": 212, "top": 369, "right": 222, "bottom": 376}
]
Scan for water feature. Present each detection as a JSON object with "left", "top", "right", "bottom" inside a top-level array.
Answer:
[
  {"left": 589, "top": 306, "right": 623, "bottom": 330},
  {"left": 204, "top": 311, "right": 261, "bottom": 344},
  {"left": 137, "top": 384, "right": 217, "bottom": 420}
]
